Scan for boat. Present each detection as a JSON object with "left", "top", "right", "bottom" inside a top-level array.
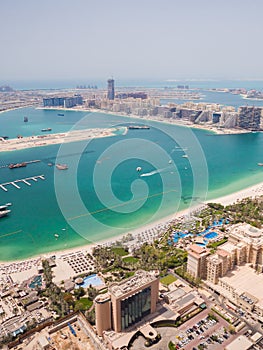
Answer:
[
  {"left": 56, "top": 164, "right": 68, "bottom": 170},
  {"left": 0, "top": 210, "right": 10, "bottom": 218},
  {"left": 24, "top": 117, "right": 28, "bottom": 122},
  {"left": 136, "top": 167, "right": 142, "bottom": 172},
  {"left": 0, "top": 203, "right": 12, "bottom": 211},
  {"left": 128, "top": 125, "right": 150, "bottom": 130},
  {"left": 169, "top": 160, "right": 172, "bottom": 164},
  {"left": 57, "top": 113, "right": 64, "bottom": 116},
  {"left": 182, "top": 155, "right": 188, "bottom": 158},
  {"left": 258, "top": 163, "right": 263, "bottom": 166},
  {"left": 41, "top": 128, "right": 52, "bottom": 132},
  {"left": 0, "top": 203, "right": 11, "bottom": 218},
  {"left": 9, "top": 162, "right": 27, "bottom": 169}
]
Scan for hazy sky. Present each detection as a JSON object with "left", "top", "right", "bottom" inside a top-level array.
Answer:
[{"left": 1, "top": 0, "right": 263, "bottom": 81}]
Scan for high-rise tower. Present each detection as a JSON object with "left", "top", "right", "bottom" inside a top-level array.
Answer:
[{"left": 107, "top": 78, "right": 115, "bottom": 100}]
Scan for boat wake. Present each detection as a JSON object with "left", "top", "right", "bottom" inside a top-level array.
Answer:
[
  {"left": 140, "top": 167, "right": 169, "bottom": 177},
  {"left": 171, "top": 147, "right": 188, "bottom": 154}
]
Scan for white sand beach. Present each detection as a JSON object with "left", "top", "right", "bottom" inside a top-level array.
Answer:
[
  {"left": 0, "top": 127, "right": 123, "bottom": 152},
  {"left": 205, "top": 181, "right": 263, "bottom": 206},
  {"left": 2, "top": 180, "right": 263, "bottom": 283}
]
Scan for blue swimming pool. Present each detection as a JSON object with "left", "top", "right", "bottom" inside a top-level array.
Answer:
[
  {"left": 76, "top": 274, "right": 104, "bottom": 289},
  {"left": 172, "top": 231, "right": 192, "bottom": 243},
  {"left": 204, "top": 231, "right": 218, "bottom": 240},
  {"left": 29, "top": 275, "right": 42, "bottom": 289}
]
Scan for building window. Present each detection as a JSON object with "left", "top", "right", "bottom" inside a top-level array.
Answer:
[{"left": 120, "top": 287, "right": 151, "bottom": 330}]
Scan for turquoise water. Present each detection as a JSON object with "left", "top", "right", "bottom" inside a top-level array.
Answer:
[
  {"left": 204, "top": 232, "right": 218, "bottom": 240},
  {"left": 76, "top": 274, "right": 104, "bottom": 289},
  {"left": 29, "top": 275, "right": 42, "bottom": 289},
  {"left": 0, "top": 107, "right": 263, "bottom": 261}
]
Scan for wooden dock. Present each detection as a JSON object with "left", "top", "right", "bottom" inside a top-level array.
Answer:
[{"left": 0, "top": 175, "right": 45, "bottom": 192}]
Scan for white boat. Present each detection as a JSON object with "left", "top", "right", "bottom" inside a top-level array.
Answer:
[
  {"left": 182, "top": 155, "right": 188, "bottom": 158},
  {"left": 136, "top": 167, "right": 142, "bottom": 172},
  {"left": 0, "top": 210, "right": 10, "bottom": 218},
  {"left": 0, "top": 204, "right": 11, "bottom": 218},
  {"left": 56, "top": 164, "right": 68, "bottom": 170}
]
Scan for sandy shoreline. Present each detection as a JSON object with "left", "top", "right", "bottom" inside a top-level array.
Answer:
[
  {"left": 39, "top": 106, "right": 251, "bottom": 135},
  {"left": 0, "top": 127, "right": 124, "bottom": 152},
  {"left": 1, "top": 180, "right": 263, "bottom": 266},
  {"left": 0, "top": 106, "right": 261, "bottom": 267},
  {"left": 101, "top": 110, "right": 250, "bottom": 135}
]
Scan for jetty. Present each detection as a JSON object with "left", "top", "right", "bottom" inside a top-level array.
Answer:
[{"left": 0, "top": 175, "right": 45, "bottom": 192}]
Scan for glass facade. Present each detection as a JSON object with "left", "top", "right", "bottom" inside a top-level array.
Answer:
[{"left": 120, "top": 287, "right": 151, "bottom": 330}]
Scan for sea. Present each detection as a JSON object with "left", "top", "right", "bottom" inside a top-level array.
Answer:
[{"left": 1, "top": 79, "right": 263, "bottom": 261}]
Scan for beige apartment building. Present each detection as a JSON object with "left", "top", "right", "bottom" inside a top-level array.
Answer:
[
  {"left": 206, "top": 223, "right": 263, "bottom": 284},
  {"left": 186, "top": 224, "right": 263, "bottom": 318},
  {"left": 95, "top": 270, "right": 159, "bottom": 336},
  {"left": 186, "top": 244, "right": 210, "bottom": 279}
]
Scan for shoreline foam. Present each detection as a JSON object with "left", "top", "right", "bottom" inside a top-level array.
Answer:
[
  {"left": 0, "top": 107, "right": 260, "bottom": 265},
  {"left": 1, "top": 180, "right": 263, "bottom": 265}
]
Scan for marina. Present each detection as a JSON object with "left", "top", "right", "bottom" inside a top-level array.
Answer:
[{"left": 0, "top": 175, "right": 45, "bottom": 192}]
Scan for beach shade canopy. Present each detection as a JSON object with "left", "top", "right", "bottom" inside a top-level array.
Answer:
[{"left": 75, "top": 277, "right": 84, "bottom": 285}]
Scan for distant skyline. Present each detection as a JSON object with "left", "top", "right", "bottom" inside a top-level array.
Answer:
[{"left": 1, "top": 0, "right": 263, "bottom": 82}]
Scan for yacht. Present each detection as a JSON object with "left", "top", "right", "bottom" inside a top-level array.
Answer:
[
  {"left": 0, "top": 203, "right": 11, "bottom": 218},
  {"left": 56, "top": 164, "right": 68, "bottom": 170}
]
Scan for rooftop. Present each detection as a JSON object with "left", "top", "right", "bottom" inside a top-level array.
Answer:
[
  {"left": 230, "top": 223, "right": 263, "bottom": 246},
  {"left": 220, "top": 264, "right": 263, "bottom": 303},
  {"left": 189, "top": 244, "right": 209, "bottom": 255},
  {"left": 225, "top": 335, "right": 253, "bottom": 350},
  {"left": 108, "top": 270, "right": 158, "bottom": 298}
]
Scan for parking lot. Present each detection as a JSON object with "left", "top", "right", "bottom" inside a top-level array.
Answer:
[
  {"left": 131, "top": 309, "right": 236, "bottom": 350},
  {"left": 173, "top": 313, "right": 231, "bottom": 349}
]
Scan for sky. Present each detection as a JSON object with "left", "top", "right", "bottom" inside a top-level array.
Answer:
[{"left": 1, "top": 0, "right": 263, "bottom": 82}]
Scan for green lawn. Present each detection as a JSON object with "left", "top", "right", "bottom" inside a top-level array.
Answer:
[
  {"left": 111, "top": 247, "right": 129, "bottom": 256},
  {"left": 74, "top": 297, "right": 93, "bottom": 311},
  {"left": 122, "top": 256, "right": 139, "bottom": 264},
  {"left": 160, "top": 274, "right": 177, "bottom": 286}
]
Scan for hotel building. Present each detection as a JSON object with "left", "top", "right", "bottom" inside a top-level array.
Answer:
[
  {"left": 186, "top": 244, "right": 210, "bottom": 279},
  {"left": 107, "top": 78, "right": 115, "bottom": 100},
  {"left": 186, "top": 223, "right": 263, "bottom": 319},
  {"left": 95, "top": 270, "right": 159, "bottom": 336}
]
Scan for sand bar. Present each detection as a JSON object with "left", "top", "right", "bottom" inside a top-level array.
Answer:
[{"left": 0, "top": 127, "right": 124, "bottom": 152}]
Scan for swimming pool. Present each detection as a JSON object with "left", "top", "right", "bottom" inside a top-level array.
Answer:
[
  {"left": 204, "top": 231, "right": 218, "bottom": 240},
  {"left": 76, "top": 274, "right": 104, "bottom": 289},
  {"left": 29, "top": 275, "right": 42, "bottom": 289},
  {"left": 172, "top": 231, "right": 191, "bottom": 243}
]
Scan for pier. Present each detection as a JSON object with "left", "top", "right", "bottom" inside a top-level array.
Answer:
[{"left": 0, "top": 175, "right": 45, "bottom": 192}]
